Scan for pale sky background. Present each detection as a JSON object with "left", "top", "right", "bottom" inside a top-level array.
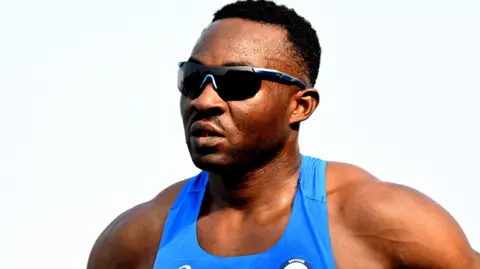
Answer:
[{"left": 0, "top": 0, "right": 479, "bottom": 268}]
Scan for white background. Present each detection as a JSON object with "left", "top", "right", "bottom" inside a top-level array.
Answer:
[{"left": 1, "top": 0, "right": 479, "bottom": 268}]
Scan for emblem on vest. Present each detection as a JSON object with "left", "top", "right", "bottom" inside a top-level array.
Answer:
[{"left": 279, "top": 258, "right": 312, "bottom": 269}]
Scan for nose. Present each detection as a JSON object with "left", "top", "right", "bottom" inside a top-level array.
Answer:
[{"left": 191, "top": 75, "right": 227, "bottom": 113}]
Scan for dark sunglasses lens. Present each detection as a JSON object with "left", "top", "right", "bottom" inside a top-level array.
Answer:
[
  {"left": 178, "top": 65, "right": 203, "bottom": 99},
  {"left": 178, "top": 63, "right": 261, "bottom": 100},
  {"left": 216, "top": 71, "right": 261, "bottom": 100}
]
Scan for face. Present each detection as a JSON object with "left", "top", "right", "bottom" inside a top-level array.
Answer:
[{"left": 180, "top": 18, "right": 319, "bottom": 172}]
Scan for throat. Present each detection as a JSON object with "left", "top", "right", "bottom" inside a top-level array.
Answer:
[{"left": 205, "top": 153, "right": 302, "bottom": 211}]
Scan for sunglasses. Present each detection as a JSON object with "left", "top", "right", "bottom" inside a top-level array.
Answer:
[{"left": 177, "top": 61, "right": 308, "bottom": 101}]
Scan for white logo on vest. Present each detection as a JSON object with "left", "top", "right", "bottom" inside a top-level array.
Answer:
[{"left": 280, "top": 258, "right": 312, "bottom": 269}]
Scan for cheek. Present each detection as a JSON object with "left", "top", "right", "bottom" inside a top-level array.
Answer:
[
  {"left": 180, "top": 96, "right": 192, "bottom": 123},
  {"left": 228, "top": 94, "right": 288, "bottom": 143}
]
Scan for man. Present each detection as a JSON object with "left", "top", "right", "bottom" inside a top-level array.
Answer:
[{"left": 87, "top": 1, "right": 479, "bottom": 268}]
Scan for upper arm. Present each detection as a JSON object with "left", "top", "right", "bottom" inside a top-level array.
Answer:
[
  {"left": 86, "top": 180, "right": 187, "bottom": 269},
  {"left": 86, "top": 205, "right": 151, "bottom": 269},
  {"left": 344, "top": 181, "right": 478, "bottom": 269}
]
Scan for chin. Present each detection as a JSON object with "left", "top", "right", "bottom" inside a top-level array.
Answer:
[
  {"left": 186, "top": 139, "right": 233, "bottom": 171},
  {"left": 190, "top": 153, "right": 232, "bottom": 172}
]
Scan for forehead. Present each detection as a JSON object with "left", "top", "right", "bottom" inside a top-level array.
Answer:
[{"left": 190, "top": 18, "right": 292, "bottom": 69}]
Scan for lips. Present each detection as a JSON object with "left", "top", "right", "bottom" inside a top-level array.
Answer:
[{"left": 190, "top": 121, "right": 225, "bottom": 137}]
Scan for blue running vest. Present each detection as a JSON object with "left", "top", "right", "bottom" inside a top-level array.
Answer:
[{"left": 153, "top": 155, "right": 336, "bottom": 269}]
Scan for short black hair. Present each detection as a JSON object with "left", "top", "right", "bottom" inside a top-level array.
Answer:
[{"left": 212, "top": 0, "right": 321, "bottom": 87}]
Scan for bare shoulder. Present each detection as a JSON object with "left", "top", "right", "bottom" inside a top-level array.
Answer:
[
  {"left": 329, "top": 162, "right": 478, "bottom": 269},
  {"left": 87, "top": 179, "right": 189, "bottom": 269}
]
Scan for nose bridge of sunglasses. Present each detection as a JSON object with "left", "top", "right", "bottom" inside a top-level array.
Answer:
[{"left": 200, "top": 74, "right": 218, "bottom": 90}]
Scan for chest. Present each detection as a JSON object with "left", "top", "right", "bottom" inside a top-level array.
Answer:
[
  {"left": 195, "top": 209, "right": 291, "bottom": 257},
  {"left": 145, "top": 239, "right": 393, "bottom": 269},
  {"left": 153, "top": 209, "right": 335, "bottom": 269},
  {"left": 190, "top": 207, "right": 395, "bottom": 269}
]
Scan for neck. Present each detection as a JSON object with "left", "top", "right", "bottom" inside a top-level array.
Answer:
[{"left": 206, "top": 143, "right": 302, "bottom": 211}]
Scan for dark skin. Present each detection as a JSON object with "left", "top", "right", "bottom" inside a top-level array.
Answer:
[{"left": 87, "top": 18, "right": 480, "bottom": 269}]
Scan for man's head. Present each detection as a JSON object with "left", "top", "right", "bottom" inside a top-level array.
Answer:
[{"left": 179, "top": 0, "right": 321, "bottom": 172}]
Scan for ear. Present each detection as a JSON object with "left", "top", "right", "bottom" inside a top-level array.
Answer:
[{"left": 289, "top": 88, "right": 320, "bottom": 125}]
